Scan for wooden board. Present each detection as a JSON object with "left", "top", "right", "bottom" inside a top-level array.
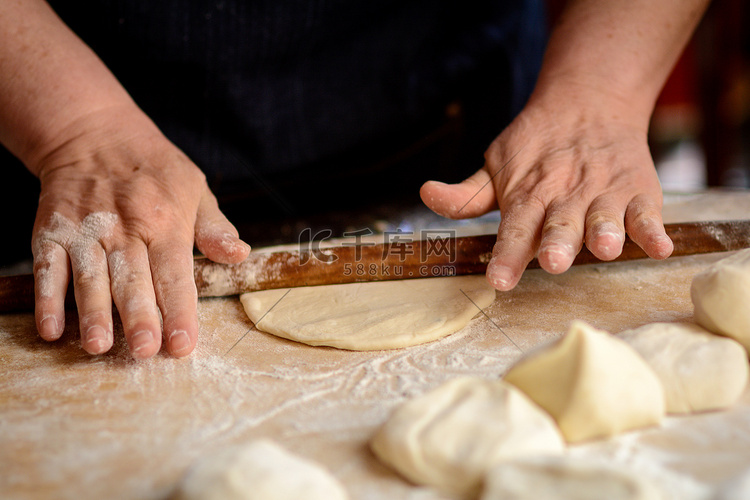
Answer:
[{"left": 2, "top": 190, "right": 750, "bottom": 500}]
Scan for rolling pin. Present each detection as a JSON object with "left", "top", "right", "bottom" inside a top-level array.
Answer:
[{"left": 1, "top": 220, "right": 749, "bottom": 313}]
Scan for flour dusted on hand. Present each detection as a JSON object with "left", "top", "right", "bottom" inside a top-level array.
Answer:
[
  {"left": 239, "top": 275, "right": 496, "bottom": 350},
  {"left": 33, "top": 211, "right": 119, "bottom": 298}
]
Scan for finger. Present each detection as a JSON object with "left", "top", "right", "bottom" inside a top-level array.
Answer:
[
  {"left": 108, "top": 247, "right": 162, "bottom": 359},
  {"left": 150, "top": 239, "right": 198, "bottom": 358},
  {"left": 420, "top": 167, "right": 497, "bottom": 220},
  {"left": 486, "top": 200, "right": 546, "bottom": 291},
  {"left": 537, "top": 203, "right": 585, "bottom": 274},
  {"left": 625, "top": 194, "right": 674, "bottom": 260},
  {"left": 584, "top": 196, "right": 627, "bottom": 261},
  {"left": 32, "top": 240, "right": 69, "bottom": 341},
  {"left": 194, "top": 190, "right": 250, "bottom": 264},
  {"left": 69, "top": 242, "right": 114, "bottom": 355}
]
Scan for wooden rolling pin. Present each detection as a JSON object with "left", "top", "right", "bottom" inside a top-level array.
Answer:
[{"left": 1, "top": 220, "right": 749, "bottom": 312}]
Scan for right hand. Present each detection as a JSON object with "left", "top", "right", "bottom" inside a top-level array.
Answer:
[
  {"left": 421, "top": 84, "right": 673, "bottom": 291},
  {"left": 31, "top": 105, "right": 250, "bottom": 359}
]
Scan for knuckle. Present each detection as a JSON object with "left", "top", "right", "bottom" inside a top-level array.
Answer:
[
  {"left": 153, "top": 263, "right": 197, "bottom": 303},
  {"left": 542, "top": 217, "right": 579, "bottom": 236},
  {"left": 33, "top": 253, "right": 56, "bottom": 276},
  {"left": 498, "top": 225, "right": 533, "bottom": 245},
  {"left": 122, "top": 295, "right": 159, "bottom": 319},
  {"left": 80, "top": 310, "right": 111, "bottom": 329},
  {"left": 75, "top": 268, "right": 109, "bottom": 292},
  {"left": 628, "top": 210, "right": 660, "bottom": 230},
  {"left": 540, "top": 203, "right": 583, "bottom": 240},
  {"left": 34, "top": 264, "right": 59, "bottom": 300},
  {"left": 586, "top": 212, "right": 617, "bottom": 227},
  {"left": 108, "top": 250, "right": 147, "bottom": 286}
]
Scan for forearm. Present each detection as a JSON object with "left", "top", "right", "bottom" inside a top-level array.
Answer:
[
  {"left": 532, "top": 0, "right": 710, "bottom": 127},
  {"left": 0, "top": 0, "right": 143, "bottom": 172}
]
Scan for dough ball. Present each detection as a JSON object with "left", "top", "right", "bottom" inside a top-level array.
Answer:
[
  {"left": 480, "top": 456, "right": 663, "bottom": 500},
  {"left": 239, "top": 275, "right": 496, "bottom": 350},
  {"left": 175, "top": 440, "right": 348, "bottom": 500},
  {"left": 716, "top": 467, "right": 750, "bottom": 500},
  {"left": 370, "top": 377, "right": 565, "bottom": 498},
  {"left": 692, "top": 249, "right": 750, "bottom": 352},
  {"left": 619, "top": 322, "right": 749, "bottom": 414},
  {"left": 503, "top": 320, "right": 665, "bottom": 443}
]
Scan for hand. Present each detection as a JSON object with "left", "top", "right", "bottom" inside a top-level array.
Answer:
[
  {"left": 31, "top": 106, "right": 250, "bottom": 358},
  {"left": 421, "top": 88, "right": 674, "bottom": 291}
]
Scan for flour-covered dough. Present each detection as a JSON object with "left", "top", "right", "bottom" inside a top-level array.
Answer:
[
  {"left": 480, "top": 457, "right": 663, "bottom": 500},
  {"left": 692, "top": 248, "right": 750, "bottom": 352},
  {"left": 503, "top": 320, "right": 665, "bottom": 443},
  {"left": 175, "top": 440, "right": 348, "bottom": 500},
  {"left": 716, "top": 466, "right": 750, "bottom": 500},
  {"left": 370, "top": 377, "right": 565, "bottom": 498},
  {"left": 240, "top": 275, "right": 496, "bottom": 350},
  {"left": 619, "top": 322, "right": 749, "bottom": 414}
]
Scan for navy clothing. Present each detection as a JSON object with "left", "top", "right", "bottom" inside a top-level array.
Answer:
[
  {"left": 1, "top": 0, "right": 547, "bottom": 264},
  {"left": 48, "top": 2, "right": 546, "bottom": 190}
]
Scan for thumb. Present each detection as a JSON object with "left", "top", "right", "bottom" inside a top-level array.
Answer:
[
  {"left": 194, "top": 190, "right": 251, "bottom": 264},
  {"left": 420, "top": 167, "right": 498, "bottom": 220}
]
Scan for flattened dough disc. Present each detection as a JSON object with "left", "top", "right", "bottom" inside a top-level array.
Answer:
[{"left": 239, "top": 275, "right": 496, "bottom": 351}]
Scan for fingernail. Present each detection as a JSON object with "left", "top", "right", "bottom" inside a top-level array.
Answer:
[
  {"left": 131, "top": 330, "right": 154, "bottom": 354},
  {"left": 84, "top": 325, "right": 111, "bottom": 354},
  {"left": 593, "top": 223, "right": 623, "bottom": 239},
  {"left": 40, "top": 316, "right": 59, "bottom": 340},
  {"left": 169, "top": 330, "right": 191, "bottom": 355},
  {"left": 597, "top": 235, "right": 622, "bottom": 256},
  {"left": 653, "top": 233, "right": 674, "bottom": 258},
  {"left": 487, "top": 259, "right": 514, "bottom": 290},
  {"left": 221, "top": 234, "right": 251, "bottom": 254},
  {"left": 539, "top": 244, "right": 574, "bottom": 272},
  {"left": 593, "top": 222, "right": 621, "bottom": 237},
  {"left": 238, "top": 239, "right": 252, "bottom": 253},
  {"left": 596, "top": 230, "right": 623, "bottom": 242},
  {"left": 656, "top": 233, "right": 673, "bottom": 244}
]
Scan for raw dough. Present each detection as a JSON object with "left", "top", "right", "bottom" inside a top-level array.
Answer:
[
  {"left": 692, "top": 248, "right": 750, "bottom": 352},
  {"left": 716, "top": 467, "right": 750, "bottom": 500},
  {"left": 174, "top": 440, "right": 348, "bottom": 500},
  {"left": 480, "top": 456, "right": 663, "bottom": 500},
  {"left": 240, "top": 275, "right": 496, "bottom": 350},
  {"left": 618, "top": 322, "right": 749, "bottom": 414},
  {"left": 503, "top": 320, "right": 665, "bottom": 443},
  {"left": 370, "top": 377, "right": 565, "bottom": 499}
]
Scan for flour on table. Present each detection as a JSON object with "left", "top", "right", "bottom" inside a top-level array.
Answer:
[
  {"left": 618, "top": 322, "right": 749, "bottom": 414},
  {"left": 174, "top": 439, "right": 348, "bottom": 500},
  {"left": 239, "top": 275, "right": 496, "bottom": 351},
  {"left": 370, "top": 377, "right": 565, "bottom": 499},
  {"left": 503, "top": 320, "right": 665, "bottom": 443}
]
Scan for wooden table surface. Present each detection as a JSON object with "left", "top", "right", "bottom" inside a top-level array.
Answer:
[{"left": 2, "top": 191, "right": 750, "bottom": 500}]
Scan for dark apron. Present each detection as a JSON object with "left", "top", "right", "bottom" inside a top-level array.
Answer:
[{"left": 3, "top": 0, "right": 546, "bottom": 242}]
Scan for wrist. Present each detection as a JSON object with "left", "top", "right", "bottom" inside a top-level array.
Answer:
[
  {"left": 25, "top": 104, "right": 162, "bottom": 178},
  {"left": 30, "top": 104, "right": 167, "bottom": 179},
  {"left": 526, "top": 74, "right": 654, "bottom": 134}
]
